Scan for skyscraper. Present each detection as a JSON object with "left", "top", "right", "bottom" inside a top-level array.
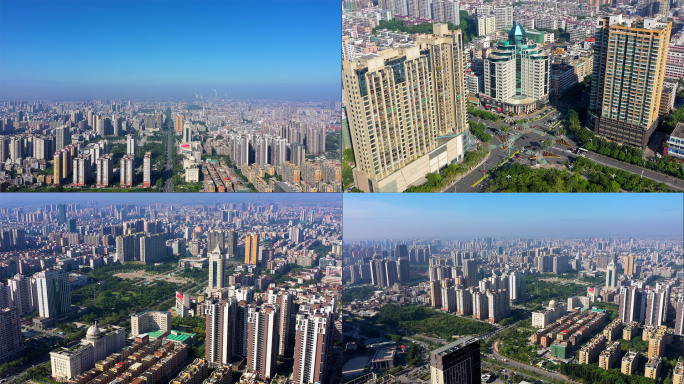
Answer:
[
  {"left": 55, "top": 125, "right": 71, "bottom": 151},
  {"left": 244, "top": 234, "right": 259, "bottom": 265},
  {"left": 120, "top": 155, "right": 135, "bottom": 187},
  {"left": 139, "top": 233, "right": 166, "bottom": 264},
  {"left": 205, "top": 298, "right": 238, "bottom": 366},
  {"left": 34, "top": 269, "right": 71, "bottom": 319},
  {"left": 226, "top": 230, "right": 238, "bottom": 258},
  {"left": 143, "top": 152, "right": 152, "bottom": 187},
  {"left": 430, "top": 337, "right": 480, "bottom": 384},
  {"left": 126, "top": 134, "right": 136, "bottom": 155},
  {"left": 645, "top": 283, "right": 670, "bottom": 327},
  {"left": 463, "top": 259, "right": 478, "bottom": 288},
  {"left": 590, "top": 16, "right": 672, "bottom": 148},
  {"left": 0, "top": 308, "right": 23, "bottom": 362},
  {"left": 8, "top": 274, "right": 35, "bottom": 317},
  {"left": 342, "top": 23, "right": 468, "bottom": 192},
  {"left": 618, "top": 285, "right": 646, "bottom": 323},
  {"left": 96, "top": 155, "right": 113, "bottom": 187},
  {"left": 292, "top": 310, "right": 331, "bottom": 384},
  {"left": 208, "top": 247, "right": 226, "bottom": 291},
  {"left": 606, "top": 261, "right": 618, "bottom": 288},
  {"left": 624, "top": 254, "right": 635, "bottom": 276},
  {"left": 397, "top": 257, "right": 410, "bottom": 283},
  {"left": 208, "top": 230, "right": 225, "bottom": 254},
  {"left": 247, "top": 304, "right": 280, "bottom": 380}
]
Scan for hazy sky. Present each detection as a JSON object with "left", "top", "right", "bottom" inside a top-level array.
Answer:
[
  {"left": 0, "top": 0, "right": 340, "bottom": 101},
  {"left": 343, "top": 194, "right": 684, "bottom": 241},
  {"left": 0, "top": 193, "right": 342, "bottom": 208}
]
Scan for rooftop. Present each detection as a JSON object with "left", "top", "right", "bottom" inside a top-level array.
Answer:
[
  {"left": 671, "top": 122, "right": 684, "bottom": 138},
  {"left": 432, "top": 337, "right": 477, "bottom": 356}
]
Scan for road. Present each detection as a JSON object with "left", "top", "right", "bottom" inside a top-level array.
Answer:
[
  {"left": 448, "top": 109, "right": 561, "bottom": 192},
  {"left": 162, "top": 129, "right": 174, "bottom": 192},
  {"left": 491, "top": 340, "right": 579, "bottom": 384},
  {"left": 568, "top": 148, "right": 684, "bottom": 191},
  {"left": 448, "top": 108, "right": 684, "bottom": 192}
]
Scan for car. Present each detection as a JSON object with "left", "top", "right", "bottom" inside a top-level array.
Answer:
[{"left": 515, "top": 154, "right": 521, "bottom": 159}]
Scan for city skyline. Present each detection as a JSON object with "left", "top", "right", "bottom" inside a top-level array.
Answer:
[
  {"left": 0, "top": 192, "right": 341, "bottom": 208},
  {"left": 343, "top": 194, "right": 684, "bottom": 240},
  {"left": 0, "top": 0, "right": 340, "bottom": 100}
]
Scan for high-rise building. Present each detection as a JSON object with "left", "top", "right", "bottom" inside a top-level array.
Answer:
[
  {"left": 456, "top": 288, "right": 473, "bottom": 316},
  {"left": 472, "top": 291, "right": 488, "bottom": 321},
  {"left": 342, "top": 23, "right": 468, "bottom": 192},
  {"left": 55, "top": 125, "right": 71, "bottom": 151},
  {"left": 268, "top": 292, "right": 294, "bottom": 356},
  {"left": 208, "top": 247, "right": 226, "bottom": 291},
  {"left": 34, "top": 269, "right": 71, "bottom": 319},
  {"left": 487, "top": 289, "right": 510, "bottom": 323},
  {"left": 96, "top": 154, "right": 113, "bottom": 187},
  {"left": 226, "top": 230, "right": 238, "bottom": 258},
  {"left": 484, "top": 24, "right": 550, "bottom": 114},
  {"left": 624, "top": 255, "right": 635, "bottom": 276},
  {"left": 120, "top": 154, "right": 134, "bottom": 187},
  {"left": 430, "top": 337, "right": 480, "bottom": 384},
  {"left": 139, "top": 233, "right": 166, "bottom": 264},
  {"left": 463, "top": 259, "right": 478, "bottom": 288},
  {"left": 430, "top": 281, "right": 442, "bottom": 308},
  {"left": 397, "top": 257, "right": 410, "bottom": 283},
  {"left": 247, "top": 304, "right": 280, "bottom": 380},
  {"left": 292, "top": 310, "right": 331, "bottom": 384},
  {"left": 143, "top": 152, "right": 152, "bottom": 187},
  {"left": 477, "top": 15, "right": 496, "bottom": 36},
  {"left": 644, "top": 284, "right": 670, "bottom": 327},
  {"left": 72, "top": 154, "right": 91, "bottom": 186},
  {"left": 208, "top": 230, "right": 225, "bottom": 254},
  {"left": 0, "top": 307, "right": 23, "bottom": 362},
  {"left": 130, "top": 311, "right": 171, "bottom": 336},
  {"left": 618, "top": 285, "right": 646, "bottom": 323},
  {"left": 115, "top": 233, "right": 143, "bottom": 262},
  {"left": 673, "top": 359, "right": 684, "bottom": 384},
  {"left": 175, "top": 114, "right": 184, "bottom": 133},
  {"left": 493, "top": 6, "right": 513, "bottom": 31},
  {"left": 384, "top": 260, "right": 398, "bottom": 286},
  {"left": 244, "top": 234, "right": 259, "bottom": 265},
  {"left": 606, "top": 261, "right": 618, "bottom": 288},
  {"left": 126, "top": 134, "right": 136, "bottom": 155},
  {"left": 508, "top": 272, "right": 526, "bottom": 301},
  {"left": 590, "top": 16, "right": 672, "bottom": 148},
  {"left": 675, "top": 296, "right": 684, "bottom": 336},
  {"left": 205, "top": 298, "right": 239, "bottom": 366},
  {"left": 8, "top": 274, "right": 35, "bottom": 317}
]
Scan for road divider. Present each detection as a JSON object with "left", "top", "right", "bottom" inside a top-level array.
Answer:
[{"left": 471, "top": 150, "right": 520, "bottom": 187}]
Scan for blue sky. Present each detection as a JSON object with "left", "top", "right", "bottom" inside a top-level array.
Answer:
[
  {"left": 343, "top": 194, "right": 684, "bottom": 240},
  {"left": 0, "top": 193, "right": 341, "bottom": 208},
  {"left": 0, "top": 0, "right": 340, "bottom": 100}
]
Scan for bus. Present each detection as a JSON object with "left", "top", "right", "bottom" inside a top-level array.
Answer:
[{"left": 577, "top": 148, "right": 588, "bottom": 157}]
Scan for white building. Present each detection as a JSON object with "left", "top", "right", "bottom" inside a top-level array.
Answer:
[
  {"left": 477, "top": 15, "right": 496, "bottom": 36},
  {"left": 34, "top": 269, "right": 71, "bottom": 319},
  {"left": 131, "top": 311, "right": 172, "bottom": 337},
  {"left": 50, "top": 323, "right": 125, "bottom": 381}
]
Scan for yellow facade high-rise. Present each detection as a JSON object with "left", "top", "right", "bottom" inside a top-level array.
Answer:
[{"left": 245, "top": 234, "right": 259, "bottom": 265}]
